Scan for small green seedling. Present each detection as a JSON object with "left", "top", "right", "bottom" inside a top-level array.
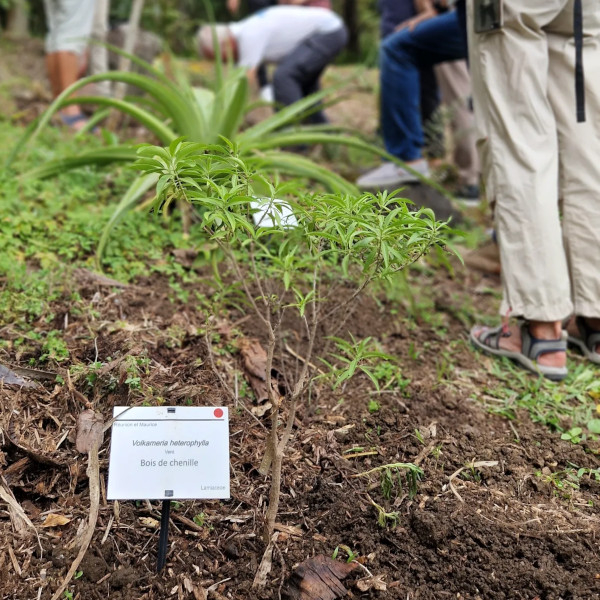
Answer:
[
  {"left": 414, "top": 428, "right": 425, "bottom": 444},
  {"left": 321, "top": 335, "right": 396, "bottom": 392},
  {"left": 560, "top": 427, "right": 583, "bottom": 444},
  {"left": 332, "top": 544, "right": 358, "bottom": 563},
  {"left": 193, "top": 512, "right": 213, "bottom": 530},
  {"left": 371, "top": 500, "right": 400, "bottom": 528},
  {"left": 367, "top": 399, "right": 380, "bottom": 413},
  {"left": 587, "top": 419, "right": 600, "bottom": 435},
  {"left": 355, "top": 462, "right": 423, "bottom": 500},
  {"left": 343, "top": 446, "right": 365, "bottom": 454}
]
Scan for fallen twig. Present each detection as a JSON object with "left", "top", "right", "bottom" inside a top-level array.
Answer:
[
  {"left": 51, "top": 412, "right": 103, "bottom": 600},
  {"left": 252, "top": 533, "right": 278, "bottom": 588},
  {"left": 284, "top": 344, "right": 324, "bottom": 374},
  {"left": 0, "top": 476, "right": 42, "bottom": 553}
]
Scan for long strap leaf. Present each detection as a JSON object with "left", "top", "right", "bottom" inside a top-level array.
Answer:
[
  {"left": 212, "top": 75, "right": 249, "bottom": 141},
  {"left": 97, "top": 172, "right": 159, "bottom": 261},
  {"left": 238, "top": 81, "right": 347, "bottom": 144},
  {"left": 248, "top": 151, "right": 358, "bottom": 195},
  {"left": 22, "top": 72, "right": 199, "bottom": 154},
  {"left": 253, "top": 133, "right": 454, "bottom": 200},
  {"left": 88, "top": 39, "right": 171, "bottom": 86},
  {"left": 60, "top": 96, "right": 176, "bottom": 143},
  {"left": 21, "top": 146, "right": 138, "bottom": 180}
]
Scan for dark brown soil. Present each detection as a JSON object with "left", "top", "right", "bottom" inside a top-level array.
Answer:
[{"left": 2, "top": 260, "right": 600, "bottom": 600}]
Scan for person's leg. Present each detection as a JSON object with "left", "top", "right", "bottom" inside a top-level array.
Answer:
[
  {"left": 273, "top": 27, "right": 348, "bottom": 120},
  {"left": 468, "top": 0, "right": 568, "bottom": 372},
  {"left": 357, "top": 10, "right": 467, "bottom": 189},
  {"left": 435, "top": 60, "right": 480, "bottom": 188},
  {"left": 301, "top": 78, "right": 327, "bottom": 125},
  {"left": 248, "top": 0, "right": 276, "bottom": 90},
  {"left": 547, "top": 1, "right": 600, "bottom": 353},
  {"left": 88, "top": 0, "right": 111, "bottom": 96},
  {"left": 43, "top": 0, "right": 61, "bottom": 97},
  {"left": 44, "top": 0, "right": 95, "bottom": 128},
  {"left": 419, "top": 66, "right": 444, "bottom": 160},
  {"left": 380, "top": 10, "right": 466, "bottom": 162}
]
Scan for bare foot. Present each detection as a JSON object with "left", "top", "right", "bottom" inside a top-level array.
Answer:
[
  {"left": 58, "top": 110, "right": 89, "bottom": 132},
  {"left": 472, "top": 321, "right": 566, "bottom": 369}
]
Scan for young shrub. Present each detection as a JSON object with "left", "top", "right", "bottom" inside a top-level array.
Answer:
[{"left": 133, "top": 138, "right": 451, "bottom": 544}]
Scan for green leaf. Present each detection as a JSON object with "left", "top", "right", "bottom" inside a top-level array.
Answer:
[
  {"left": 239, "top": 83, "right": 347, "bottom": 144},
  {"left": 96, "top": 173, "right": 159, "bottom": 261},
  {"left": 22, "top": 146, "right": 138, "bottom": 180},
  {"left": 249, "top": 151, "right": 358, "bottom": 194},
  {"left": 59, "top": 96, "right": 177, "bottom": 143},
  {"left": 587, "top": 419, "right": 600, "bottom": 434}
]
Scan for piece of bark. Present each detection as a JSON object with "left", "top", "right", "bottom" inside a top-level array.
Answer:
[
  {"left": 281, "top": 556, "right": 357, "bottom": 600},
  {"left": 2, "top": 363, "right": 56, "bottom": 382},
  {"left": 274, "top": 523, "right": 304, "bottom": 538},
  {"left": 0, "top": 364, "right": 37, "bottom": 388},
  {"left": 50, "top": 438, "right": 101, "bottom": 600},
  {"left": 355, "top": 574, "right": 387, "bottom": 592},
  {"left": 252, "top": 534, "right": 276, "bottom": 588},
  {"left": 0, "top": 478, "right": 42, "bottom": 557},
  {"left": 3, "top": 457, "right": 31, "bottom": 483},
  {"left": 76, "top": 410, "right": 104, "bottom": 454}
]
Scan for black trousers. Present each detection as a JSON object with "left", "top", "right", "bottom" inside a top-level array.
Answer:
[
  {"left": 273, "top": 27, "right": 348, "bottom": 124},
  {"left": 247, "top": 0, "right": 275, "bottom": 11}
]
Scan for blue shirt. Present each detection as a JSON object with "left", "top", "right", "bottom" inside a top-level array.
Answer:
[{"left": 378, "top": 0, "right": 416, "bottom": 38}]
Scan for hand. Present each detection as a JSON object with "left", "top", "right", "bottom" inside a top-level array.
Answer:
[
  {"left": 227, "top": 0, "right": 240, "bottom": 14},
  {"left": 394, "top": 10, "right": 436, "bottom": 32}
]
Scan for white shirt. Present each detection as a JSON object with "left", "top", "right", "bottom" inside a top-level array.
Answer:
[{"left": 229, "top": 6, "right": 343, "bottom": 69}]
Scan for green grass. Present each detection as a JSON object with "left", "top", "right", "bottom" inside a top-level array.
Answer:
[
  {"left": 476, "top": 356, "right": 600, "bottom": 445},
  {"left": 0, "top": 122, "right": 210, "bottom": 336}
]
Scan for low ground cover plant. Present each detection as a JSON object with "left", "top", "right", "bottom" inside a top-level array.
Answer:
[
  {"left": 10, "top": 46, "right": 409, "bottom": 260},
  {"left": 132, "top": 138, "right": 452, "bottom": 543}
]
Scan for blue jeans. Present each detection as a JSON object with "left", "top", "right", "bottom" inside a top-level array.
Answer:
[{"left": 380, "top": 10, "right": 467, "bottom": 161}]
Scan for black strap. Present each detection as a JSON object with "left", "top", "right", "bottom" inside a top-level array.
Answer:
[
  {"left": 520, "top": 323, "right": 567, "bottom": 360},
  {"left": 574, "top": 0, "right": 586, "bottom": 122}
]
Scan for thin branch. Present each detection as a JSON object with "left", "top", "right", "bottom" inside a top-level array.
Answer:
[
  {"left": 218, "top": 241, "right": 270, "bottom": 329},
  {"left": 322, "top": 275, "right": 373, "bottom": 321},
  {"left": 249, "top": 241, "right": 269, "bottom": 311}
]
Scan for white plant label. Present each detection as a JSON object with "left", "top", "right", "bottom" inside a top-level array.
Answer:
[
  {"left": 250, "top": 198, "right": 298, "bottom": 228},
  {"left": 107, "top": 406, "right": 230, "bottom": 500}
]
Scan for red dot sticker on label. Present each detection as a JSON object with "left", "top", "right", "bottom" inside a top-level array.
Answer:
[{"left": 214, "top": 408, "right": 223, "bottom": 418}]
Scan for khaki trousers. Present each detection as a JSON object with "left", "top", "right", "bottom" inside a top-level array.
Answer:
[{"left": 467, "top": 0, "right": 600, "bottom": 321}]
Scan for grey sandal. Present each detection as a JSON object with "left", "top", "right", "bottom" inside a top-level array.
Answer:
[
  {"left": 567, "top": 316, "right": 600, "bottom": 365},
  {"left": 470, "top": 322, "right": 568, "bottom": 381}
]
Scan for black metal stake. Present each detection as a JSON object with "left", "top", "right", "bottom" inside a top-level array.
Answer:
[{"left": 157, "top": 499, "right": 171, "bottom": 572}]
